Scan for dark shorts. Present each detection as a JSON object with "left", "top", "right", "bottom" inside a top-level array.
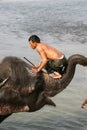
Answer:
[{"left": 44, "top": 56, "right": 68, "bottom": 74}]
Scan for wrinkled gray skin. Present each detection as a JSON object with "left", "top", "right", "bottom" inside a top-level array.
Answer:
[{"left": 0, "top": 54, "right": 87, "bottom": 123}]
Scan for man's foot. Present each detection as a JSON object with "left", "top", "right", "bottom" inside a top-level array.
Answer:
[{"left": 53, "top": 72, "right": 62, "bottom": 79}]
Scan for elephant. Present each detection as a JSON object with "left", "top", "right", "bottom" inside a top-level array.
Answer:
[{"left": 0, "top": 54, "right": 87, "bottom": 123}]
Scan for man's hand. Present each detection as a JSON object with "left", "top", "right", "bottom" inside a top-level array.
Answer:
[
  {"left": 35, "top": 63, "right": 40, "bottom": 68},
  {"left": 32, "top": 68, "right": 39, "bottom": 73},
  {"left": 81, "top": 99, "right": 87, "bottom": 109}
]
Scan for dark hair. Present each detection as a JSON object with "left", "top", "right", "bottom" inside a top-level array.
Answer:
[{"left": 28, "top": 35, "right": 40, "bottom": 43}]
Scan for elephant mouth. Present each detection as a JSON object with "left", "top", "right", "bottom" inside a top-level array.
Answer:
[{"left": 0, "top": 104, "right": 29, "bottom": 115}]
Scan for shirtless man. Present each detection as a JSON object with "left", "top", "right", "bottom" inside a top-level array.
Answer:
[{"left": 28, "top": 35, "right": 67, "bottom": 78}]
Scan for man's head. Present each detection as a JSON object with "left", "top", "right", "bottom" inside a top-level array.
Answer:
[{"left": 29, "top": 35, "right": 40, "bottom": 49}]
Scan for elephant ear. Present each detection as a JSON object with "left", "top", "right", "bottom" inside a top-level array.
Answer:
[{"left": 36, "top": 92, "right": 56, "bottom": 107}]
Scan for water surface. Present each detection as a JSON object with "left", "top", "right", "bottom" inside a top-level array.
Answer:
[{"left": 0, "top": 0, "right": 87, "bottom": 129}]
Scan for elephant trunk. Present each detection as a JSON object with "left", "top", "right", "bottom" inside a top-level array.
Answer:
[{"left": 43, "top": 54, "right": 87, "bottom": 97}]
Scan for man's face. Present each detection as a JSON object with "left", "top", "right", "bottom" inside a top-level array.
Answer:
[{"left": 29, "top": 40, "right": 36, "bottom": 49}]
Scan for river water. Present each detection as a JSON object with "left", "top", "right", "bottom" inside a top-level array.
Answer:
[{"left": 0, "top": 0, "right": 87, "bottom": 129}]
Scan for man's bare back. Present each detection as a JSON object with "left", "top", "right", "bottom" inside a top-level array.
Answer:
[{"left": 36, "top": 42, "right": 63, "bottom": 60}]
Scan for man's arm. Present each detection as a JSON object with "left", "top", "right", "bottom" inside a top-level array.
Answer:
[{"left": 32, "top": 47, "right": 48, "bottom": 73}]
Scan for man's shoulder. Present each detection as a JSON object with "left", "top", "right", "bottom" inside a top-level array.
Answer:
[
  {"left": 36, "top": 44, "right": 43, "bottom": 51},
  {"left": 37, "top": 42, "right": 48, "bottom": 51},
  {"left": 37, "top": 42, "right": 45, "bottom": 48}
]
